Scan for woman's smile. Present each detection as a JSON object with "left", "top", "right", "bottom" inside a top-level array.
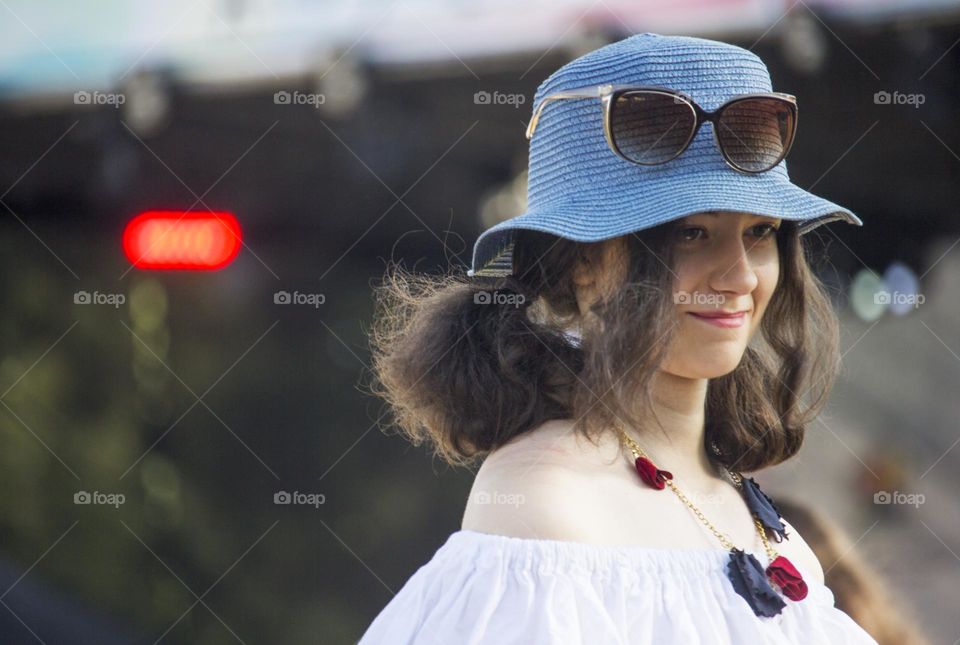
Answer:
[{"left": 686, "top": 309, "right": 749, "bottom": 329}]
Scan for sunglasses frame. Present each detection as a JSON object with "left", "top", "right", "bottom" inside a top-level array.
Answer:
[{"left": 525, "top": 84, "right": 798, "bottom": 174}]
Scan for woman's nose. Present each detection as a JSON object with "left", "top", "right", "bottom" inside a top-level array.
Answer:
[{"left": 708, "top": 239, "right": 760, "bottom": 296}]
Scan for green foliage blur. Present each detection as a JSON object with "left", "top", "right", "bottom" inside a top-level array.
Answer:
[{"left": 0, "top": 225, "right": 471, "bottom": 643}]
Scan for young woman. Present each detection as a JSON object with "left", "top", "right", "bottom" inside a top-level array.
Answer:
[{"left": 360, "top": 32, "right": 879, "bottom": 644}]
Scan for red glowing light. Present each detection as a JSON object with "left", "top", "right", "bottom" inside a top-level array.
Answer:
[{"left": 123, "top": 211, "right": 242, "bottom": 270}]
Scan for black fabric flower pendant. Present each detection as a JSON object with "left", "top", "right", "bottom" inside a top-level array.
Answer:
[
  {"left": 726, "top": 548, "right": 787, "bottom": 617},
  {"left": 740, "top": 476, "right": 788, "bottom": 543}
]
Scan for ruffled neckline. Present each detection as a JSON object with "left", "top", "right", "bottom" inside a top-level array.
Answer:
[{"left": 442, "top": 529, "right": 835, "bottom": 606}]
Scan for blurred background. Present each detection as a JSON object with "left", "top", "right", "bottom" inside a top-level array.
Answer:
[{"left": 1, "top": 0, "right": 958, "bottom": 643}]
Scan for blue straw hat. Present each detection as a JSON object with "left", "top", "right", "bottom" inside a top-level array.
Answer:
[{"left": 467, "top": 32, "right": 863, "bottom": 278}]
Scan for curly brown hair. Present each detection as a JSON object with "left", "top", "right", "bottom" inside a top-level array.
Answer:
[{"left": 368, "top": 219, "right": 840, "bottom": 473}]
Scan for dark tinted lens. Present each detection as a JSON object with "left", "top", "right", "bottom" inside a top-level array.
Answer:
[
  {"left": 610, "top": 91, "right": 697, "bottom": 165},
  {"left": 716, "top": 98, "right": 795, "bottom": 172}
]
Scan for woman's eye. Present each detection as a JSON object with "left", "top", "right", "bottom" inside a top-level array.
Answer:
[
  {"left": 750, "top": 223, "right": 780, "bottom": 239},
  {"left": 676, "top": 223, "right": 779, "bottom": 242},
  {"left": 677, "top": 226, "right": 705, "bottom": 242}
]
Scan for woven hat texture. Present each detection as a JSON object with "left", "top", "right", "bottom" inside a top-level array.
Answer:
[{"left": 468, "top": 32, "right": 862, "bottom": 278}]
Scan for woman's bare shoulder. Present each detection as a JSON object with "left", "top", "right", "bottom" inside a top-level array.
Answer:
[{"left": 460, "top": 420, "right": 609, "bottom": 541}]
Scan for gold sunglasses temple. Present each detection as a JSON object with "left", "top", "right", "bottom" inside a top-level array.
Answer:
[
  {"left": 525, "top": 109, "right": 541, "bottom": 140},
  {"left": 526, "top": 96, "right": 556, "bottom": 139},
  {"left": 525, "top": 87, "right": 609, "bottom": 140}
]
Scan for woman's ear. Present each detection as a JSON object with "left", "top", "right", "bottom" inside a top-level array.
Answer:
[
  {"left": 572, "top": 240, "right": 626, "bottom": 319},
  {"left": 572, "top": 252, "right": 595, "bottom": 287},
  {"left": 571, "top": 246, "right": 599, "bottom": 320},
  {"left": 573, "top": 242, "right": 605, "bottom": 288}
]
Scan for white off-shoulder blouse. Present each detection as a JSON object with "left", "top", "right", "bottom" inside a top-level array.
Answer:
[{"left": 358, "top": 529, "right": 879, "bottom": 644}]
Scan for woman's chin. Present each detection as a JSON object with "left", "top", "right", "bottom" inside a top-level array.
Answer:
[{"left": 665, "top": 353, "right": 745, "bottom": 379}]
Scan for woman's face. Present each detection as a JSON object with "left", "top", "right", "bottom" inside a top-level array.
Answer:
[{"left": 661, "top": 211, "right": 782, "bottom": 379}]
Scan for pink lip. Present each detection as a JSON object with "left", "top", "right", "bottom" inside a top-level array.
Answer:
[{"left": 687, "top": 311, "right": 747, "bottom": 328}]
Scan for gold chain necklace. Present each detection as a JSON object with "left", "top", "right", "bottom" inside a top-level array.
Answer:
[
  {"left": 612, "top": 421, "right": 810, "bottom": 617},
  {"left": 614, "top": 423, "right": 777, "bottom": 561}
]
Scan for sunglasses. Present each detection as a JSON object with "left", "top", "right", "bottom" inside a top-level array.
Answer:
[{"left": 525, "top": 84, "right": 798, "bottom": 174}]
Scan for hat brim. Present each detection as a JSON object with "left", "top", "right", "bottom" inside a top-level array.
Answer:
[{"left": 468, "top": 170, "right": 862, "bottom": 277}]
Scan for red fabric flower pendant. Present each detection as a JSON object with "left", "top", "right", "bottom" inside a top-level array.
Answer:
[
  {"left": 634, "top": 456, "right": 673, "bottom": 490},
  {"left": 766, "top": 555, "right": 808, "bottom": 601}
]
